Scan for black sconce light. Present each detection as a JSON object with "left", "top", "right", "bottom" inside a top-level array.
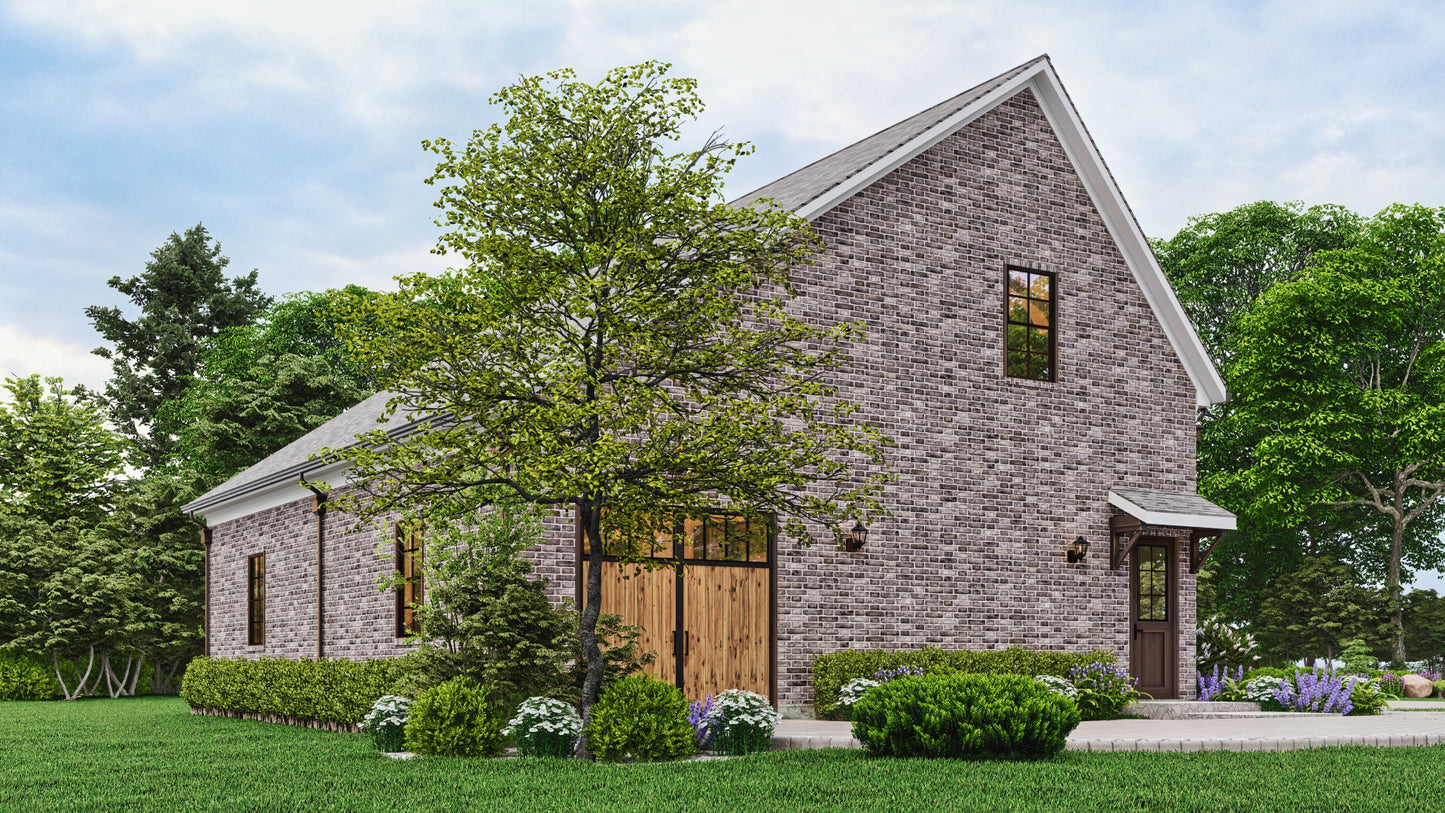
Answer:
[
  {"left": 1067, "top": 536, "right": 1089, "bottom": 564},
  {"left": 842, "top": 521, "right": 869, "bottom": 552}
]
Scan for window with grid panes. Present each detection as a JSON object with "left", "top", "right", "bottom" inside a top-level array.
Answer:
[
  {"left": 396, "top": 525, "right": 423, "bottom": 637},
  {"left": 1006, "top": 267, "right": 1055, "bottom": 381},
  {"left": 247, "top": 553, "right": 265, "bottom": 645}
]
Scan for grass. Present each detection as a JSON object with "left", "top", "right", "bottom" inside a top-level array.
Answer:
[{"left": 7, "top": 698, "right": 1445, "bottom": 812}]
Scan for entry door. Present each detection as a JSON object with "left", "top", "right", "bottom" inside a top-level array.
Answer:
[{"left": 1130, "top": 541, "right": 1177, "bottom": 699}]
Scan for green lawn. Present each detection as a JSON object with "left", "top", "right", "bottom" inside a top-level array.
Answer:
[{"left": 5, "top": 697, "right": 1445, "bottom": 812}]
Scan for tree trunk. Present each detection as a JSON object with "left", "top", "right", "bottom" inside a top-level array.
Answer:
[
  {"left": 1389, "top": 502, "right": 1407, "bottom": 663},
  {"left": 574, "top": 501, "right": 607, "bottom": 760}
]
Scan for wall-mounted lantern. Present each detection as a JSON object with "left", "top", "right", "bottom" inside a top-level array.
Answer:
[
  {"left": 842, "top": 521, "right": 869, "bottom": 552},
  {"left": 1067, "top": 535, "right": 1089, "bottom": 564}
]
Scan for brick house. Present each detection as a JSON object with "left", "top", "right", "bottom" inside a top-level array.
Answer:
[{"left": 183, "top": 56, "right": 1235, "bottom": 716}]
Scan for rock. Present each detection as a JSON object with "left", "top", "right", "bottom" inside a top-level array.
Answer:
[{"left": 1402, "top": 674, "right": 1434, "bottom": 698}]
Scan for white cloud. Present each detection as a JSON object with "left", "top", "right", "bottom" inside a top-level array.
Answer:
[{"left": 0, "top": 322, "right": 112, "bottom": 393}]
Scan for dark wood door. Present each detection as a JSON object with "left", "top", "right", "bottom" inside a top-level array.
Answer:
[{"left": 1130, "top": 540, "right": 1177, "bottom": 699}]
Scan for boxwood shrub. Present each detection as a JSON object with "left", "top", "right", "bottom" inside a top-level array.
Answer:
[
  {"left": 812, "top": 646, "right": 1114, "bottom": 719},
  {"left": 584, "top": 674, "right": 695, "bottom": 763},
  {"left": 404, "top": 677, "right": 505, "bottom": 757},
  {"left": 179, "top": 656, "right": 405, "bottom": 725},
  {"left": 850, "top": 673, "right": 1080, "bottom": 759}
]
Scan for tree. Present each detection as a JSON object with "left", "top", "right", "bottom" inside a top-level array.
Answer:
[
  {"left": 325, "top": 62, "right": 891, "bottom": 749},
  {"left": 1231, "top": 204, "right": 1445, "bottom": 660},
  {"left": 1253, "top": 557, "right": 1389, "bottom": 666},
  {"left": 1156, "top": 202, "right": 1364, "bottom": 622},
  {"left": 1153, "top": 200, "right": 1362, "bottom": 366},
  {"left": 0, "top": 375, "right": 128, "bottom": 524},
  {"left": 1403, "top": 589, "right": 1445, "bottom": 673},
  {"left": 86, "top": 224, "right": 271, "bottom": 467}
]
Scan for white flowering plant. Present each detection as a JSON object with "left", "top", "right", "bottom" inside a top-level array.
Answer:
[
  {"left": 838, "top": 678, "right": 881, "bottom": 710},
  {"left": 359, "top": 695, "right": 412, "bottom": 753},
  {"left": 707, "top": 689, "right": 780, "bottom": 756},
  {"left": 504, "top": 696, "right": 583, "bottom": 757},
  {"left": 1035, "top": 674, "right": 1078, "bottom": 698}
]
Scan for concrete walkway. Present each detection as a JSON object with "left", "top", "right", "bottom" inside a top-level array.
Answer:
[{"left": 772, "top": 701, "right": 1445, "bottom": 753}]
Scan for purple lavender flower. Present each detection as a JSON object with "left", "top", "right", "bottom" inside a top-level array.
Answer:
[
  {"left": 873, "top": 665, "right": 925, "bottom": 683},
  {"left": 687, "top": 694, "right": 715, "bottom": 750},
  {"left": 1419, "top": 670, "right": 1441, "bottom": 682},
  {"left": 1196, "top": 664, "right": 1244, "bottom": 701},
  {"left": 1273, "top": 667, "right": 1355, "bottom": 715}
]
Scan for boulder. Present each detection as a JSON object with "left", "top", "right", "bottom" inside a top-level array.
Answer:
[{"left": 1402, "top": 674, "right": 1434, "bottom": 698}]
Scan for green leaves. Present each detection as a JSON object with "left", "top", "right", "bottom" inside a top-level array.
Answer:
[{"left": 0, "top": 375, "right": 128, "bottom": 525}]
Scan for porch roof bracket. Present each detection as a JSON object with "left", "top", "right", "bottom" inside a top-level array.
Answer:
[
  {"left": 1110, "top": 515, "right": 1148, "bottom": 570},
  {"left": 1189, "top": 530, "right": 1226, "bottom": 575}
]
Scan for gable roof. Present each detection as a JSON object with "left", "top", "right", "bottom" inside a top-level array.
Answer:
[
  {"left": 730, "top": 55, "right": 1227, "bottom": 408},
  {"left": 183, "top": 57, "right": 1226, "bottom": 521},
  {"left": 181, "top": 389, "right": 424, "bottom": 516}
]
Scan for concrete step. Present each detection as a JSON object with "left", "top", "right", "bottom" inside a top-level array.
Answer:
[{"left": 1130, "top": 700, "right": 1259, "bottom": 719}]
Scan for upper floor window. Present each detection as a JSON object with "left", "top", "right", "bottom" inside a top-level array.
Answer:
[
  {"left": 396, "top": 525, "right": 424, "bottom": 637},
  {"left": 1005, "top": 267, "right": 1055, "bottom": 381},
  {"left": 247, "top": 553, "right": 265, "bottom": 646}
]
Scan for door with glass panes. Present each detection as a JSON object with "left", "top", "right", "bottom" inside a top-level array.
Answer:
[
  {"left": 1130, "top": 540, "right": 1177, "bottom": 699},
  {"left": 578, "top": 513, "right": 772, "bottom": 701}
]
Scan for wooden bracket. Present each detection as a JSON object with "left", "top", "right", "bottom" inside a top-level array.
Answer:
[
  {"left": 1110, "top": 515, "right": 1148, "bottom": 570},
  {"left": 1189, "top": 530, "right": 1226, "bottom": 574}
]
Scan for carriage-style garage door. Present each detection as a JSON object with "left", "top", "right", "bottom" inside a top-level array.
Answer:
[{"left": 578, "top": 514, "right": 773, "bottom": 701}]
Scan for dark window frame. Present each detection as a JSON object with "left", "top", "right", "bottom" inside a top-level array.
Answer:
[
  {"left": 246, "top": 553, "right": 265, "bottom": 646},
  {"left": 395, "top": 524, "right": 424, "bottom": 637},
  {"left": 581, "top": 510, "right": 773, "bottom": 567},
  {"left": 1004, "top": 265, "right": 1057, "bottom": 382}
]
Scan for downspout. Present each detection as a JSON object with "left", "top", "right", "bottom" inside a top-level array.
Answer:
[
  {"left": 187, "top": 514, "right": 212, "bottom": 658},
  {"left": 304, "top": 481, "right": 329, "bottom": 660}
]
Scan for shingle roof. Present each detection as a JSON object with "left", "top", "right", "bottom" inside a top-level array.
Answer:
[
  {"left": 728, "top": 56, "right": 1048, "bottom": 213},
  {"left": 1108, "top": 488, "right": 1237, "bottom": 530},
  {"left": 181, "top": 390, "right": 427, "bottom": 514}
]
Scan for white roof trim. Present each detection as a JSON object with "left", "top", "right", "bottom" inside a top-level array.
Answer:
[
  {"left": 191, "top": 460, "right": 355, "bottom": 527},
  {"left": 1108, "top": 490, "right": 1237, "bottom": 531},
  {"left": 797, "top": 58, "right": 1228, "bottom": 407}
]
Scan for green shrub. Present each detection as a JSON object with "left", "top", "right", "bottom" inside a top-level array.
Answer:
[
  {"left": 708, "top": 689, "right": 780, "bottom": 756},
  {"left": 505, "top": 696, "right": 582, "bottom": 758},
  {"left": 850, "top": 673, "right": 1080, "bottom": 759},
  {"left": 0, "top": 650, "right": 56, "bottom": 701},
  {"left": 1068, "top": 662, "right": 1144, "bottom": 721},
  {"left": 1434, "top": 680, "right": 1445, "bottom": 697},
  {"left": 1347, "top": 679, "right": 1389, "bottom": 716},
  {"left": 404, "top": 677, "right": 505, "bottom": 757},
  {"left": 178, "top": 656, "right": 405, "bottom": 725},
  {"left": 583, "top": 674, "right": 695, "bottom": 763},
  {"left": 812, "top": 646, "right": 1114, "bottom": 719}
]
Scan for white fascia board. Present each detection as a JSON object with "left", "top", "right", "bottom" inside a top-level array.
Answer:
[
  {"left": 1025, "top": 65, "right": 1228, "bottom": 407},
  {"left": 191, "top": 460, "right": 354, "bottom": 527},
  {"left": 1108, "top": 491, "right": 1237, "bottom": 531}
]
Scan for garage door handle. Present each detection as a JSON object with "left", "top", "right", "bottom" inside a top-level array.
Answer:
[{"left": 684, "top": 631, "right": 690, "bottom": 657}]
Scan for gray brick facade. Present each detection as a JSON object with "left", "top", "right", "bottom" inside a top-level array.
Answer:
[{"left": 199, "top": 70, "right": 1214, "bottom": 716}]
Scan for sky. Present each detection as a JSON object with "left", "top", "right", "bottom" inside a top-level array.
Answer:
[{"left": 1, "top": 1, "right": 1442, "bottom": 581}]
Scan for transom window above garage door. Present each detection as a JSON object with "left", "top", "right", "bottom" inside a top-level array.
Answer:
[{"left": 583, "top": 512, "right": 771, "bottom": 563}]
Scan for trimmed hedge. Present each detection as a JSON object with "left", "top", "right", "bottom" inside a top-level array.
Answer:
[
  {"left": 851, "top": 673, "right": 1080, "bottom": 759},
  {"left": 812, "top": 646, "right": 1115, "bottom": 719},
  {"left": 179, "top": 656, "right": 405, "bottom": 726}
]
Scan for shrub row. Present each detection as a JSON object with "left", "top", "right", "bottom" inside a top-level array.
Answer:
[
  {"left": 812, "top": 646, "right": 1115, "bottom": 719},
  {"left": 180, "top": 656, "right": 404, "bottom": 725}
]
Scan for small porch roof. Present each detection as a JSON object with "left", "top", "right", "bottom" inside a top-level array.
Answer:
[{"left": 1108, "top": 488, "right": 1236, "bottom": 531}]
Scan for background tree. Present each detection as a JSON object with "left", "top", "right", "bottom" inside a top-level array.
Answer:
[
  {"left": 86, "top": 223, "right": 271, "bottom": 467},
  {"left": 161, "top": 288, "right": 377, "bottom": 489},
  {"left": 1403, "top": 589, "right": 1445, "bottom": 673},
  {"left": 326, "top": 62, "right": 891, "bottom": 747},
  {"left": 1156, "top": 202, "right": 1365, "bottom": 622},
  {"left": 1230, "top": 204, "right": 1445, "bottom": 660},
  {"left": 1253, "top": 557, "right": 1390, "bottom": 666},
  {"left": 0, "top": 376, "right": 128, "bottom": 524}
]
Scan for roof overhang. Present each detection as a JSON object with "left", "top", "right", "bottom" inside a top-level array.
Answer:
[{"left": 1108, "top": 489, "right": 1236, "bottom": 531}]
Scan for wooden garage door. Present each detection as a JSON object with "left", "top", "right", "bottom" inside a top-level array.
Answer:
[{"left": 579, "top": 513, "right": 773, "bottom": 701}]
